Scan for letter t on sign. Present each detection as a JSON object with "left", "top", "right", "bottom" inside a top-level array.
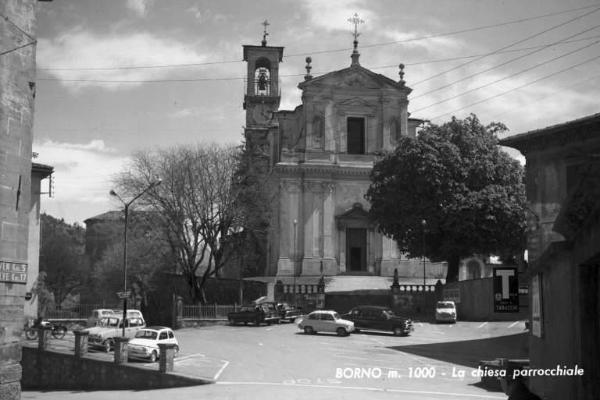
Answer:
[{"left": 496, "top": 269, "right": 515, "bottom": 299}]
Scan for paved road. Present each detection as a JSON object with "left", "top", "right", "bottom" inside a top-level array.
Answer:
[{"left": 24, "top": 320, "right": 527, "bottom": 400}]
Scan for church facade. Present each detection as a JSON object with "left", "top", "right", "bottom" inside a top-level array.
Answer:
[{"left": 242, "top": 31, "right": 439, "bottom": 284}]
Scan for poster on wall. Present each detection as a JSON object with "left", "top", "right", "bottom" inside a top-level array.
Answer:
[
  {"left": 531, "top": 274, "right": 543, "bottom": 337},
  {"left": 493, "top": 267, "right": 519, "bottom": 312}
]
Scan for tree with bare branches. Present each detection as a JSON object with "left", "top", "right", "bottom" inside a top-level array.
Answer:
[{"left": 116, "top": 144, "right": 242, "bottom": 303}]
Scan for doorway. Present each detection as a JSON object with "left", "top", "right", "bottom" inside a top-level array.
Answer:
[{"left": 346, "top": 228, "right": 367, "bottom": 272}]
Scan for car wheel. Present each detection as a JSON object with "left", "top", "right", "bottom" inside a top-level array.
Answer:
[
  {"left": 228, "top": 318, "right": 235, "bottom": 325},
  {"left": 25, "top": 328, "right": 38, "bottom": 340},
  {"left": 255, "top": 319, "right": 261, "bottom": 326},
  {"left": 149, "top": 351, "right": 158, "bottom": 363},
  {"left": 243, "top": 321, "right": 248, "bottom": 326},
  {"left": 103, "top": 339, "right": 113, "bottom": 353},
  {"left": 52, "top": 326, "right": 67, "bottom": 339},
  {"left": 336, "top": 327, "right": 348, "bottom": 337},
  {"left": 304, "top": 326, "right": 314, "bottom": 335}
]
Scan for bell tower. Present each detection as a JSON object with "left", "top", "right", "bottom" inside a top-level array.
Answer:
[{"left": 242, "top": 20, "right": 284, "bottom": 127}]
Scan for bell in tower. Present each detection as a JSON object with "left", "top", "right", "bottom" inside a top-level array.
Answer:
[{"left": 242, "top": 20, "right": 284, "bottom": 126}]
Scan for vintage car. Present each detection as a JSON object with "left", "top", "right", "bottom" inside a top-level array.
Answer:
[
  {"left": 275, "top": 302, "right": 303, "bottom": 322},
  {"left": 127, "top": 326, "right": 179, "bottom": 362},
  {"left": 435, "top": 301, "right": 457, "bottom": 323},
  {"left": 342, "top": 305, "right": 413, "bottom": 336},
  {"left": 84, "top": 315, "right": 146, "bottom": 352},
  {"left": 297, "top": 310, "right": 354, "bottom": 336},
  {"left": 227, "top": 304, "right": 281, "bottom": 326}
]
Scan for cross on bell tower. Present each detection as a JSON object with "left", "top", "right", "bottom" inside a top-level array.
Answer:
[
  {"left": 261, "top": 19, "right": 270, "bottom": 46},
  {"left": 348, "top": 13, "right": 364, "bottom": 66}
]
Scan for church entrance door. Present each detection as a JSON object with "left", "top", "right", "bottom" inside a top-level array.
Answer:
[{"left": 346, "top": 228, "right": 367, "bottom": 272}]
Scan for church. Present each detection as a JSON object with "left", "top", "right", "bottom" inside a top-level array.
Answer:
[{"left": 242, "top": 19, "right": 446, "bottom": 298}]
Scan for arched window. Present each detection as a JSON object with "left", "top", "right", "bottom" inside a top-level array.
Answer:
[{"left": 254, "top": 57, "right": 271, "bottom": 96}]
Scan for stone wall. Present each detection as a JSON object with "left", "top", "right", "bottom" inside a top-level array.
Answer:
[
  {"left": 0, "top": 1, "right": 38, "bottom": 400},
  {"left": 21, "top": 347, "right": 210, "bottom": 390}
]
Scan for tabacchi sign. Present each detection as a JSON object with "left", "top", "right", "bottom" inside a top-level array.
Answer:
[
  {"left": 0, "top": 260, "right": 28, "bottom": 284},
  {"left": 493, "top": 267, "right": 519, "bottom": 312}
]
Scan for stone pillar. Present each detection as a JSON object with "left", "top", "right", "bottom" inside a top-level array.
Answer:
[
  {"left": 37, "top": 327, "right": 51, "bottom": 352},
  {"left": 74, "top": 330, "right": 89, "bottom": 358},
  {"left": 113, "top": 337, "right": 129, "bottom": 364},
  {"left": 158, "top": 343, "right": 177, "bottom": 373}
]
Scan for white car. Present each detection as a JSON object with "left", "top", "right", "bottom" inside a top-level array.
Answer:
[
  {"left": 84, "top": 316, "right": 146, "bottom": 352},
  {"left": 435, "top": 301, "right": 457, "bottom": 323},
  {"left": 127, "top": 326, "right": 179, "bottom": 362},
  {"left": 298, "top": 310, "right": 354, "bottom": 336}
]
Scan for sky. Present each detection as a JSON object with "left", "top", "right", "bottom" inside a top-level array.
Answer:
[{"left": 31, "top": 0, "right": 600, "bottom": 225}]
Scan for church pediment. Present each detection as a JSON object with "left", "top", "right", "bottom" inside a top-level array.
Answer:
[
  {"left": 298, "top": 65, "right": 405, "bottom": 92},
  {"left": 335, "top": 203, "right": 375, "bottom": 229}
]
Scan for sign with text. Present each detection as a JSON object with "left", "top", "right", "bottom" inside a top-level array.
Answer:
[
  {"left": 493, "top": 267, "right": 519, "bottom": 312},
  {"left": 0, "top": 261, "right": 28, "bottom": 284}
]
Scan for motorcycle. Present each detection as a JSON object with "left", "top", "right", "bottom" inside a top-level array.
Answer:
[{"left": 25, "top": 319, "right": 67, "bottom": 340}]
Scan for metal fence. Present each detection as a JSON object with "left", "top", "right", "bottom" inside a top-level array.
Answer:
[
  {"left": 44, "top": 303, "right": 121, "bottom": 320},
  {"left": 181, "top": 304, "right": 241, "bottom": 320}
]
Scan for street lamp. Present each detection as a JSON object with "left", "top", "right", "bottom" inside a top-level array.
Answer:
[
  {"left": 421, "top": 219, "right": 427, "bottom": 287},
  {"left": 110, "top": 179, "right": 161, "bottom": 337},
  {"left": 293, "top": 219, "right": 298, "bottom": 308}
]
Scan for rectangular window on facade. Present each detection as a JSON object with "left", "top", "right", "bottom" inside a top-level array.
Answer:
[{"left": 347, "top": 117, "right": 365, "bottom": 154}]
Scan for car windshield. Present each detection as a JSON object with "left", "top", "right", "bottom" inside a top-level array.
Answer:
[
  {"left": 135, "top": 330, "right": 158, "bottom": 339},
  {"left": 437, "top": 302, "right": 455, "bottom": 309},
  {"left": 105, "top": 317, "right": 120, "bottom": 327},
  {"left": 332, "top": 312, "right": 341, "bottom": 320}
]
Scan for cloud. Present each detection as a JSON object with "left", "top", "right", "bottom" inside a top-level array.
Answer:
[
  {"left": 126, "top": 0, "right": 151, "bottom": 17},
  {"left": 301, "top": 0, "right": 377, "bottom": 33},
  {"left": 37, "top": 29, "right": 208, "bottom": 90},
  {"left": 32, "top": 139, "right": 129, "bottom": 224}
]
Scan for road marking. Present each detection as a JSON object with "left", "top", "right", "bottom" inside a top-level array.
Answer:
[
  {"left": 213, "top": 360, "right": 229, "bottom": 381},
  {"left": 477, "top": 322, "right": 488, "bottom": 329},
  {"left": 215, "top": 381, "right": 505, "bottom": 398},
  {"left": 174, "top": 352, "right": 205, "bottom": 362},
  {"left": 508, "top": 321, "right": 520, "bottom": 328}
]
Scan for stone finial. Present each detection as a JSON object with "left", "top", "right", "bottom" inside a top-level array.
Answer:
[
  {"left": 304, "top": 56, "right": 312, "bottom": 81},
  {"left": 398, "top": 63, "right": 405, "bottom": 86}
]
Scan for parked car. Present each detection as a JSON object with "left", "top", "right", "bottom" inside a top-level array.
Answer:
[
  {"left": 87, "top": 309, "right": 116, "bottom": 327},
  {"left": 84, "top": 315, "right": 146, "bottom": 352},
  {"left": 297, "top": 310, "right": 354, "bottom": 336},
  {"left": 342, "top": 305, "right": 413, "bottom": 336},
  {"left": 128, "top": 326, "right": 179, "bottom": 363},
  {"left": 228, "top": 304, "right": 281, "bottom": 326},
  {"left": 275, "top": 302, "right": 303, "bottom": 322},
  {"left": 112, "top": 309, "right": 144, "bottom": 320},
  {"left": 435, "top": 301, "right": 457, "bottom": 323}
]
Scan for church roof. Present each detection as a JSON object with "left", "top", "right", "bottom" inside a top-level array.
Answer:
[{"left": 298, "top": 63, "right": 411, "bottom": 94}]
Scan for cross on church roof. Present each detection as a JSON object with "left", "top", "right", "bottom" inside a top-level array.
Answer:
[
  {"left": 348, "top": 13, "right": 364, "bottom": 66},
  {"left": 261, "top": 19, "right": 270, "bottom": 46},
  {"left": 348, "top": 13, "right": 364, "bottom": 44}
]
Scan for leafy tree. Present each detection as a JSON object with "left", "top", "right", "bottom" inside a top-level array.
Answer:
[
  {"left": 366, "top": 114, "right": 526, "bottom": 282},
  {"left": 116, "top": 144, "right": 243, "bottom": 303},
  {"left": 91, "top": 214, "right": 170, "bottom": 309},
  {"left": 39, "top": 213, "right": 87, "bottom": 307}
]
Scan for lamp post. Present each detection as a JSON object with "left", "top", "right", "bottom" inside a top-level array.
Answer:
[
  {"left": 421, "top": 219, "right": 427, "bottom": 286},
  {"left": 293, "top": 219, "right": 298, "bottom": 307},
  {"left": 110, "top": 179, "right": 161, "bottom": 337}
]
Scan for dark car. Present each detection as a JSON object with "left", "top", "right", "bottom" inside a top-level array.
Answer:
[
  {"left": 275, "top": 302, "right": 303, "bottom": 322},
  {"left": 342, "top": 305, "right": 413, "bottom": 336},
  {"left": 228, "top": 304, "right": 281, "bottom": 326}
]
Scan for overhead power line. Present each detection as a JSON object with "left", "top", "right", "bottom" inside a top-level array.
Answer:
[
  {"left": 36, "top": 4, "right": 600, "bottom": 71},
  {"left": 411, "top": 6, "right": 600, "bottom": 86},
  {"left": 423, "top": 53, "right": 600, "bottom": 122},
  {"left": 411, "top": 31, "right": 600, "bottom": 113}
]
